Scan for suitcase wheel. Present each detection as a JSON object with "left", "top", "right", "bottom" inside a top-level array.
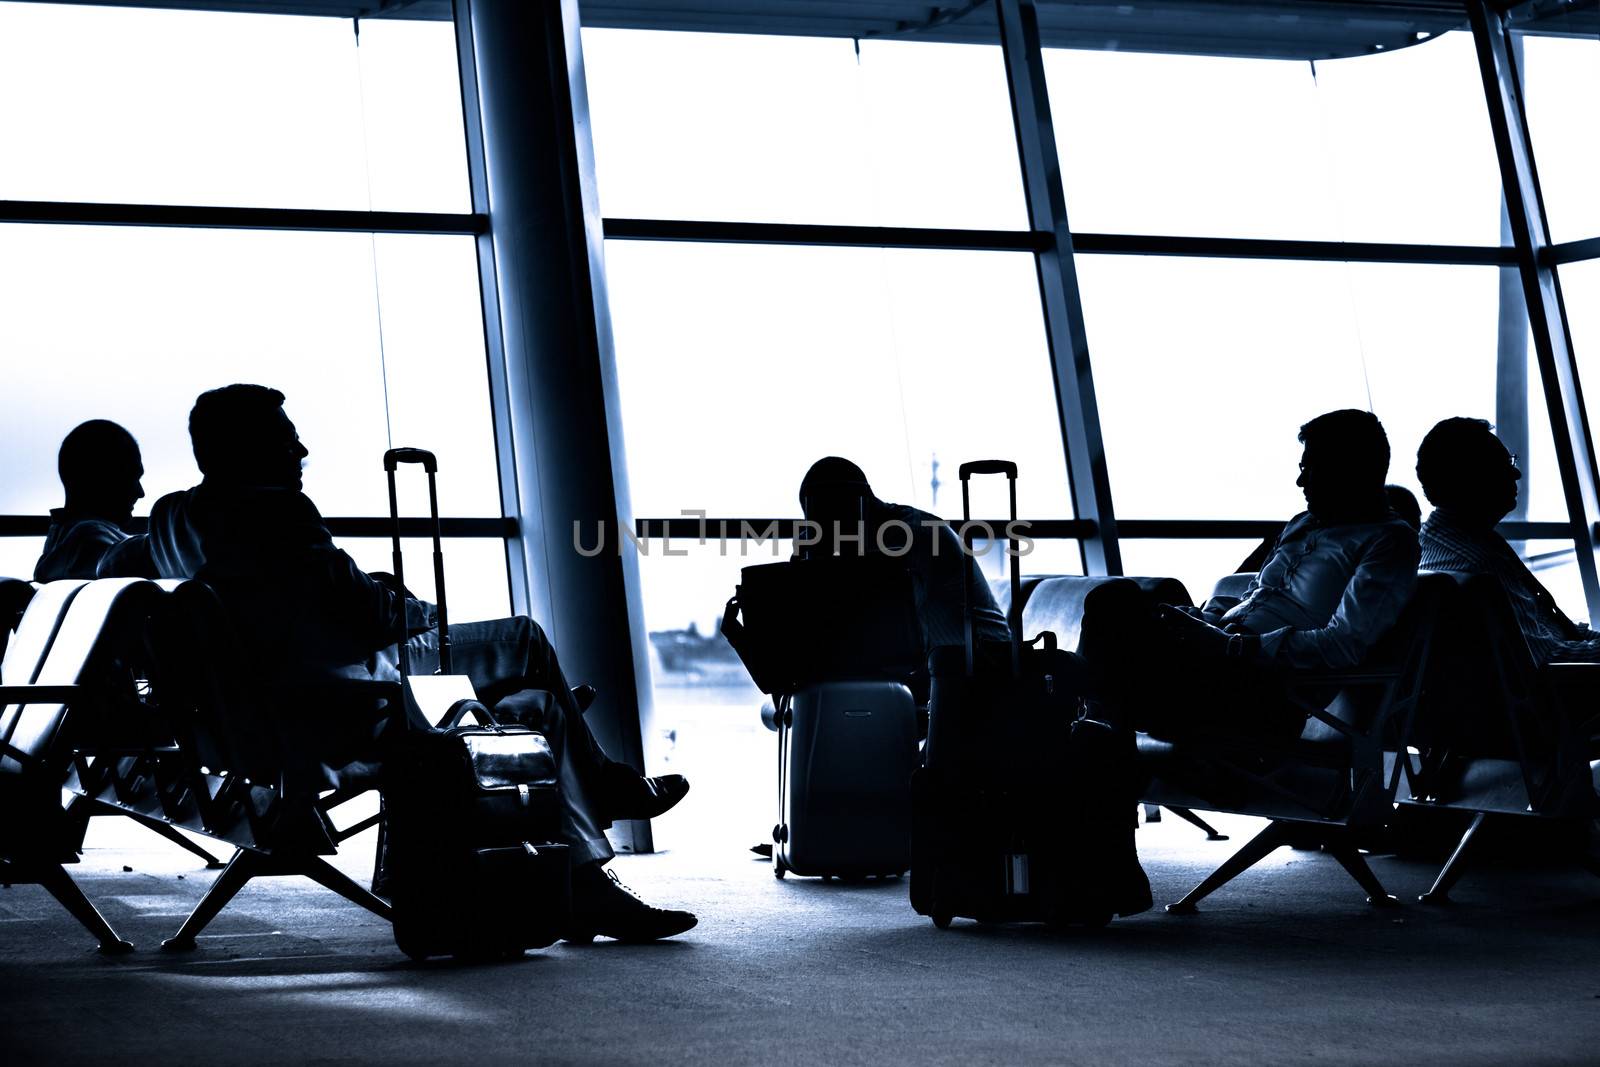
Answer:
[
  {"left": 932, "top": 911, "right": 953, "bottom": 930},
  {"left": 773, "top": 861, "right": 787, "bottom": 880}
]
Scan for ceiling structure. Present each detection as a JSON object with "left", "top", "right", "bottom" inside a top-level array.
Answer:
[{"left": 43, "top": 0, "right": 1600, "bottom": 58}]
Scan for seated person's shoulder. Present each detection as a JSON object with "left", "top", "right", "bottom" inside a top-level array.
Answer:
[
  {"left": 1369, "top": 514, "right": 1420, "bottom": 551},
  {"left": 196, "top": 484, "right": 332, "bottom": 541},
  {"left": 34, "top": 514, "right": 127, "bottom": 581}
]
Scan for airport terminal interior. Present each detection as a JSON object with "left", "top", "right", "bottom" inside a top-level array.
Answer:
[{"left": 3, "top": 0, "right": 1600, "bottom": 1062}]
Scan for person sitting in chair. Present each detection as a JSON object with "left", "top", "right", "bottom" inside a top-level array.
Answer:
[
  {"left": 33, "top": 420, "right": 145, "bottom": 582},
  {"left": 1416, "top": 417, "right": 1599, "bottom": 662},
  {"left": 1078, "top": 409, "right": 1420, "bottom": 739},
  {"left": 100, "top": 384, "right": 695, "bottom": 941}
]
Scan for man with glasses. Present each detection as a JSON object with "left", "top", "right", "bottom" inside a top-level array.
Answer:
[
  {"left": 102, "top": 384, "right": 696, "bottom": 941},
  {"left": 1416, "top": 416, "right": 1600, "bottom": 662},
  {"left": 1078, "top": 409, "right": 1419, "bottom": 739}
]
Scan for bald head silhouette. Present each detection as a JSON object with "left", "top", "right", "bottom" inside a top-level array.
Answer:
[
  {"left": 1417, "top": 417, "right": 1520, "bottom": 530},
  {"left": 58, "top": 420, "right": 144, "bottom": 526}
]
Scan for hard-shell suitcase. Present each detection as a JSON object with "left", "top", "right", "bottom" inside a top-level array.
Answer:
[
  {"left": 378, "top": 448, "right": 573, "bottom": 961},
  {"left": 909, "top": 459, "right": 1151, "bottom": 929},
  {"left": 772, "top": 680, "right": 918, "bottom": 880}
]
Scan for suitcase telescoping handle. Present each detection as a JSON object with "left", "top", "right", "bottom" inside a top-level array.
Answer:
[
  {"left": 958, "top": 459, "right": 1022, "bottom": 678},
  {"left": 384, "top": 447, "right": 451, "bottom": 677}
]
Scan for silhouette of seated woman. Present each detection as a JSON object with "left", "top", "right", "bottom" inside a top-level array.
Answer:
[
  {"left": 99, "top": 384, "right": 694, "bottom": 941},
  {"left": 1417, "top": 416, "right": 1600, "bottom": 663},
  {"left": 1078, "top": 409, "right": 1419, "bottom": 739},
  {"left": 33, "top": 419, "right": 145, "bottom": 582}
]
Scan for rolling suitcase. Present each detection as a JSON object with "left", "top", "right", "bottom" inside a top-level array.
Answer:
[
  {"left": 772, "top": 680, "right": 918, "bottom": 880},
  {"left": 909, "top": 459, "right": 1151, "bottom": 929},
  {"left": 378, "top": 447, "right": 573, "bottom": 961}
]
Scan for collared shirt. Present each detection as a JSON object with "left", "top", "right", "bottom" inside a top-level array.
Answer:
[
  {"left": 1418, "top": 508, "right": 1598, "bottom": 664},
  {"left": 1221, "top": 510, "right": 1419, "bottom": 670},
  {"left": 33, "top": 509, "right": 129, "bottom": 581}
]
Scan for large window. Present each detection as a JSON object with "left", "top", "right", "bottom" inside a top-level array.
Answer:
[
  {"left": 1077, "top": 257, "right": 1565, "bottom": 521},
  {"left": 0, "top": 3, "right": 509, "bottom": 621},
  {"left": 1521, "top": 31, "right": 1600, "bottom": 242},
  {"left": 1043, "top": 34, "right": 1503, "bottom": 245},
  {"left": 0, "top": 2, "right": 468, "bottom": 211},
  {"left": 584, "top": 31, "right": 1025, "bottom": 229},
  {"left": 588, "top": 20, "right": 1600, "bottom": 686},
  {"left": 606, "top": 242, "right": 1068, "bottom": 520}
]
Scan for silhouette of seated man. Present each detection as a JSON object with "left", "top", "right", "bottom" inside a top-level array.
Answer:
[
  {"left": 798, "top": 457, "right": 1011, "bottom": 660},
  {"left": 33, "top": 420, "right": 146, "bottom": 582},
  {"left": 1417, "top": 417, "right": 1600, "bottom": 662},
  {"left": 1078, "top": 409, "right": 1419, "bottom": 739},
  {"left": 99, "top": 384, "right": 694, "bottom": 941}
]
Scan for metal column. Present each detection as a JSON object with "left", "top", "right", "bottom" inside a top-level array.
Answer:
[
  {"left": 453, "top": 5, "right": 529, "bottom": 618},
  {"left": 1469, "top": 0, "right": 1600, "bottom": 621},
  {"left": 453, "top": 0, "right": 658, "bottom": 851},
  {"left": 996, "top": 0, "right": 1122, "bottom": 575}
]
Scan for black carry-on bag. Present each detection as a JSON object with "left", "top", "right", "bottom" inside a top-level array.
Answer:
[
  {"left": 378, "top": 448, "right": 572, "bottom": 961},
  {"left": 909, "top": 459, "right": 1151, "bottom": 930}
]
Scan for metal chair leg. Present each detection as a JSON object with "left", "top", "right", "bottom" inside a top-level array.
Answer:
[
  {"left": 1324, "top": 839, "right": 1400, "bottom": 907},
  {"left": 1142, "top": 803, "right": 1162, "bottom": 823},
  {"left": 26, "top": 860, "right": 134, "bottom": 954},
  {"left": 1167, "top": 806, "right": 1229, "bottom": 841},
  {"left": 121, "top": 810, "right": 228, "bottom": 869},
  {"left": 162, "top": 848, "right": 262, "bottom": 950},
  {"left": 1420, "top": 811, "right": 1489, "bottom": 905},
  {"left": 1166, "top": 821, "right": 1292, "bottom": 914},
  {"left": 299, "top": 856, "right": 394, "bottom": 922}
]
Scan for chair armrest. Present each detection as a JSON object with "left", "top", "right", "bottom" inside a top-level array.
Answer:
[
  {"left": 0, "top": 684, "right": 84, "bottom": 703},
  {"left": 1544, "top": 662, "right": 1600, "bottom": 675}
]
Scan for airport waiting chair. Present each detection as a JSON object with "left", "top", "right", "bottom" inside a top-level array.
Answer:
[
  {"left": 0, "top": 576, "right": 37, "bottom": 664},
  {"left": 1002, "top": 574, "right": 1229, "bottom": 841},
  {"left": 1, "top": 577, "right": 167, "bottom": 953},
  {"left": 1395, "top": 571, "right": 1600, "bottom": 903},
  {"left": 2, "top": 577, "right": 225, "bottom": 871},
  {"left": 77, "top": 579, "right": 402, "bottom": 950},
  {"left": 1144, "top": 572, "right": 1451, "bottom": 911}
]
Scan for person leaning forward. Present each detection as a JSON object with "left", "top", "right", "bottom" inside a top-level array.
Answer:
[
  {"left": 99, "top": 383, "right": 695, "bottom": 942},
  {"left": 797, "top": 456, "right": 1012, "bottom": 653},
  {"left": 1076, "top": 409, "right": 1419, "bottom": 740}
]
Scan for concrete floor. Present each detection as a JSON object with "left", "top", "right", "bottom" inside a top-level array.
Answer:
[{"left": 3, "top": 809, "right": 1599, "bottom": 1066}]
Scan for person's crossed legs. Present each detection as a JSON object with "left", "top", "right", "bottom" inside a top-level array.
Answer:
[{"left": 406, "top": 615, "right": 695, "bottom": 941}]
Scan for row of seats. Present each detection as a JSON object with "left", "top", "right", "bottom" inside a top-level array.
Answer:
[
  {"left": 1, "top": 576, "right": 399, "bottom": 953},
  {"left": 996, "top": 570, "right": 1600, "bottom": 909},
  {"left": 4, "top": 569, "right": 1596, "bottom": 953}
]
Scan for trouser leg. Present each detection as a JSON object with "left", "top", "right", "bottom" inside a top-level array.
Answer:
[
  {"left": 1076, "top": 582, "right": 1293, "bottom": 739},
  {"left": 406, "top": 616, "right": 615, "bottom": 865}
]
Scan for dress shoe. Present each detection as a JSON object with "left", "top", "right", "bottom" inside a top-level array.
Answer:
[
  {"left": 566, "top": 865, "right": 697, "bottom": 943},
  {"left": 599, "top": 764, "right": 690, "bottom": 821}
]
